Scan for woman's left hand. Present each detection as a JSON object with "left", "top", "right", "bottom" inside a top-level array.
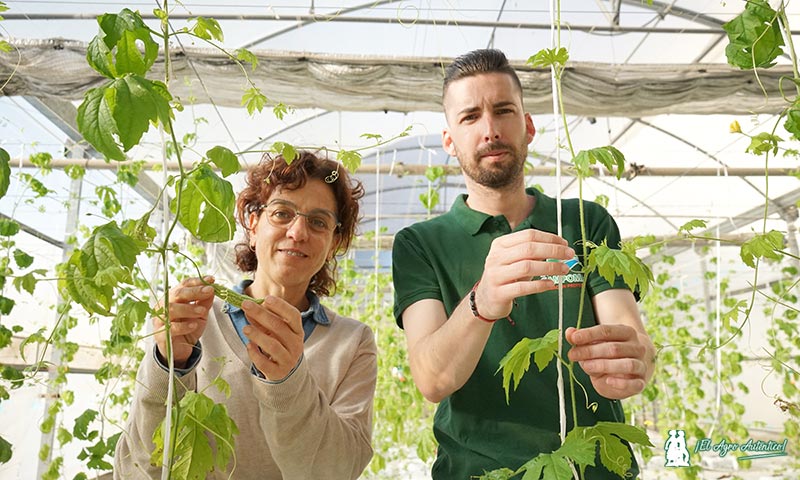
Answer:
[{"left": 241, "top": 296, "right": 304, "bottom": 381}]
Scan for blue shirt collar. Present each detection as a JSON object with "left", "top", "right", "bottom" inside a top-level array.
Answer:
[{"left": 223, "top": 279, "right": 330, "bottom": 344}]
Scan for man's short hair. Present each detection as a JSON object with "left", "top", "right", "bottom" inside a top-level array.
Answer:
[{"left": 442, "top": 49, "right": 523, "bottom": 100}]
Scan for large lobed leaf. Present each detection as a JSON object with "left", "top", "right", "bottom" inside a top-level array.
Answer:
[
  {"left": 587, "top": 241, "right": 653, "bottom": 298},
  {"left": 723, "top": 0, "right": 784, "bottom": 70},
  {"left": 572, "top": 146, "right": 626, "bottom": 180},
  {"left": 59, "top": 221, "right": 146, "bottom": 316},
  {"left": 577, "top": 422, "right": 654, "bottom": 478},
  {"left": 173, "top": 165, "right": 236, "bottom": 243},
  {"left": 496, "top": 329, "right": 560, "bottom": 404},
  {"left": 77, "top": 75, "right": 172, "bottom": 161},
  {"left": 740, "top": 229, "right": 784, "bottom": 268},
  {"left": 151, "top": 392, "right": 239, "bottom": 480},
  {"left": 86, "top": 8, "right": 159, "bottom": 78}
]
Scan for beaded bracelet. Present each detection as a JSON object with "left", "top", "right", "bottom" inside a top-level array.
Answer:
[{"left": 468, "top": 281, "right": 515, "bottom": 326}]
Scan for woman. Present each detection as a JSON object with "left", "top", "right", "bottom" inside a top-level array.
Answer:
[{"left": 115, "top": 151, "right": 376, "bottom": 479}]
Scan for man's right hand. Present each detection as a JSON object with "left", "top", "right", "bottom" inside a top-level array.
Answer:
[
  {"left": 474, "top": 229, "right": 575, "bottom": 320},
  {"left": 154, "top": 276, "right": 215, "bottom": 368}
]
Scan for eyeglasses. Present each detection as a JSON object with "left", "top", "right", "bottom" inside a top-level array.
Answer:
[{"left": 254, "top": 200, "right": 340, "bottom": 234}]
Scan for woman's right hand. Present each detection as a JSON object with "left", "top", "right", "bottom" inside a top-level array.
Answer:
[{"left": 154, "top": 276, "right": 215, "bottom": 368}]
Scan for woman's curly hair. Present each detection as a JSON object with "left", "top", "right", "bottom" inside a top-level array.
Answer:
[{"left": 234, "top": 150, "right": 364, "bottom": 297}]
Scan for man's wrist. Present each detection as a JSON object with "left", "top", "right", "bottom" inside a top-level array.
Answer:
[{"left": 469, "top": 281, "right": 516, "bottom": 326}]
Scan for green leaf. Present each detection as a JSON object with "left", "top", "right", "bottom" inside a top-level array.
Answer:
[
  {"left": 740, "top": 230, "right": 784, "bottom": 268},
  {"left": 57, "top": 427, "right": 73, "bottom": 446},
  {"left": 593, "top": 194, "right": 609, "bottom": 209},
  {"left": 0, "top": 40, "right": 11, "bottom": 53},
  {"left": 29, "top": 152, "right": 52, "bottom": 172},
  {"left": 59, "top": 221, "right": 143, "bottom": 315},
  {"left": 190, "top": 16, "right": 224, "bottom": 41},
  {"left": 111, "top": 76, "right": 173, "bottom": 151},
  {"left": 242, "top": 87, "right": 267, "bottom": 116},
  {"left": 77, "top": 86, "right": 124, "bottom": 161},
  {"left": 95, "top": 185, "right": 121, "bottom": 218},
  {"left": 20, "top": 173, "right": 52, "bottom": 197},
  {"left": 678, "top": 219, "right": 707, "bottom": 234},
  {"left": 173, "top": 165, "right": 236, "bottom": 243},
  {"left": 337, "top": 149, "right": 362, "bottom": 172},
  {"left": 13, "top": 271, "right": 38, "bottom": 295},
  {"left": 235, "top": 48, "right": 259, "bottom": 71},
  {"left": 64, "top": 164, "right": 86, "bottom": 180},
  {"left": 81, "top": 222, "right": 142, "bottom": 286},
  {"left": 419, "top": 191, "right": 439, "bottom": 210},
  {"left": 0, "top": 147, "right": 9, "bottom": 199},
  {"left": 424, "top": 166, "right": 445, "bottom": 182},
  {"left": 121, "top": 211, "right": 156, "bottom": 245},
  {"left": 0, "top": 435, "right": 11, "bottom": 464},
  {"left": 207, "top": 146, "right": 240, "bottom": 177},
  {"left": 519, "top": 452, "right": 573, "bottom": 480},
  {"left": 746, "top": 132, "right": 782, "bottom": 156},
  {"left": 496, "top": 329, "right": 559, "bottom": 403},
  {"left": 272, "top": 102, "right": 289, "bottom": 120},
  {"left": 579, "top": 422, "right": 653, "bottom": 477},
  {"left": 0, "top": 296, "right": 14, "bottom": 315},
  {"left": 12, "top": 249, "right": 33, "bottom": 268},
  {"left": 152, "top": 392, "right": 239, "bottom": 479},
  {"left": 476, "top": 468, "right": 516, "bottom": 480},
  {"left": 271, "top": 141, "right": 297, "bottom": 164},
  {"left": 77, "top": 76, "right": 173, "bottom": 162},
  {"left": 527, "top": 47, "right": 570, "bottom": 68},
  {"left": 559, "top": 431, "right": 597, "bottom": 468},
  {"left": 87, "top": 9, "right": 159, "bottom": 78},
  {"left": 573, "top": 146, "right": 626, "bottom": 180},
  {"left": 0, "top": 218, "right": 19, "bottom": 236},
  {"left": 1, "top": 365, "right": 24, "bottom": 389},
  {"left": 116, "top": 160, "right": 145, "bottom": 187},
  {"left": 111, "top": 298, "right": 149, "bottom": 347},
  {"left": 73, "top": 409, "right": 98, "bottom": 441},
  {"left": 785, "top": 107, "right": 800, "bottom": 140},
  {"left": 723, "top": 0, "right": 784, "bottom": 70},
  {"left": 586, "top": 241, "right": 653, "bottom": 297}
]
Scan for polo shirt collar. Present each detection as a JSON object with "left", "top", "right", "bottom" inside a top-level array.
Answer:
[{"left": 451, "top": 187, "right": 556, "bottom": 235}]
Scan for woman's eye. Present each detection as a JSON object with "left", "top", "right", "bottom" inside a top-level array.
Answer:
[
  {"left": 310, "top": 217, "right": 329, "bottom": 230},
  {"left": 272, "top": 209, "right": 293, "bottom": 220}
]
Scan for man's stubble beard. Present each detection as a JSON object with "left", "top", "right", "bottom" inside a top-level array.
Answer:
[{"left": 455, "top": 140, "right": 528, "bottom": 189}]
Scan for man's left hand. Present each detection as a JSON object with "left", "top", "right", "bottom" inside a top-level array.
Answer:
[{"left": 565, "top": 324, "right": 650, "bottom": 400}]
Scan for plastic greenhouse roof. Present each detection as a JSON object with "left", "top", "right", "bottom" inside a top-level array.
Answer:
[{"left": 2, "top": 0, "right": 800, "bottom": 264}]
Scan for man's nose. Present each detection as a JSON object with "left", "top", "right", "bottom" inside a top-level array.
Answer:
[{"left": 483, "top": 115, "right": 501, "bottom": 142}]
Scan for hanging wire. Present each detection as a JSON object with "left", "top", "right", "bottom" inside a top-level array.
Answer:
[
  {"left": 486, "top": 0, "right": 508, "bottom": 49},
  {"left": 549, "top": 0, "right": 568, "bottom": 445}
]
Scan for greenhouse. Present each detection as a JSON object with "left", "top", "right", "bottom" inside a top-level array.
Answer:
[{"left": 0, "top": 0, "right": 798, "bottom": 479}]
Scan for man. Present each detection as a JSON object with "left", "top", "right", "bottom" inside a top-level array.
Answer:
[{"left": 392, "top": 49, "right": 655, "bottom": 479}]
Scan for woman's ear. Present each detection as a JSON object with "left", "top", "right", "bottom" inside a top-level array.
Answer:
[
  {"left": 247, "top": 212, "right": 260, "bottom": 240},
  {"left": 328, "top": 232, "right": 342, "bottom": 260}
]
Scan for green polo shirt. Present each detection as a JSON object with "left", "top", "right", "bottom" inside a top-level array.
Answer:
[{"left": 392, "top": 188, "right": 638, "bottom": 480}]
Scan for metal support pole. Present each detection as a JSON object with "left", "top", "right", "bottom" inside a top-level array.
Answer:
[{"left": 35, "top": 142, "right": 83, "bottom": 478}]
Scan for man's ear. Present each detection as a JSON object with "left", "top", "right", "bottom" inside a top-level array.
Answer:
[
  {"left": 525, "top": 113, "right": 536, "bottom": 144},
  {"left": 442, "top": 128, "right": 457, "bottom": 156}
]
